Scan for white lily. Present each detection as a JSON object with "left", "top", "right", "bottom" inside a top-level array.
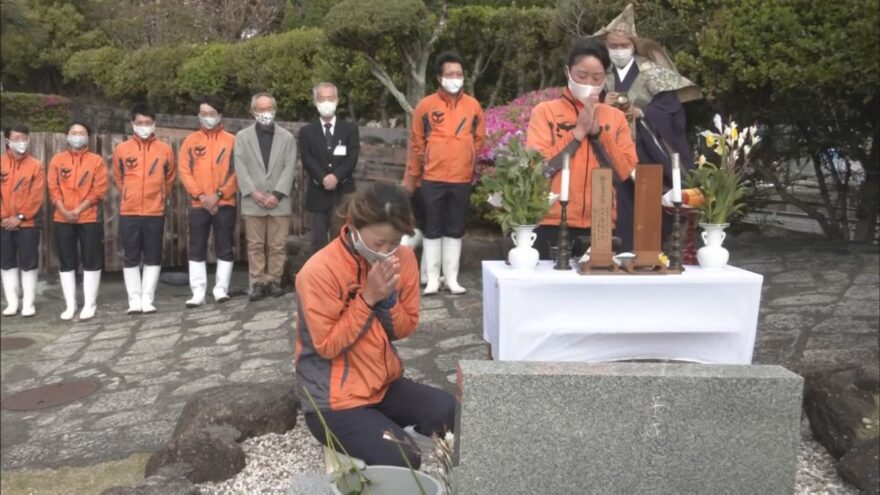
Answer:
[
  {"left": 548, "top": 192, "right": 560, "bottom": 206},
  {"left": 713, "top": 114, "right": 723, "bottom": 133},
  {"left": 487, "top": 191, "right": 503, "bottom": 208}
]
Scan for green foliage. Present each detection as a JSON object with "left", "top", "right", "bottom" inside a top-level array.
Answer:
[
  {"left": 283, "top": 0, "right": 341, "bottom": 30},
  {"left": 686, "top": 164, "right": 746, "bottom": 224},
  {"left": 177, "top": 44, "right": 234, "bottom": 101},
  {"left": 475, "top": 137, "right": 551, "bottom": 234},
  {"left": 0, "top": 92, "right": 72, "bottom": 132},
  {"left": 324, "top": 0, "right": 430, "bottom": 54}
]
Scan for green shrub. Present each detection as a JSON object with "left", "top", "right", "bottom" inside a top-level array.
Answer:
[{"left": 0, "top": 92, "right": 72, "bottom": 132}]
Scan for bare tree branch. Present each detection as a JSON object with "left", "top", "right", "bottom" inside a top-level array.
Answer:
[{"left": 364, "top": 53, "right": 413, "bottom": 115}]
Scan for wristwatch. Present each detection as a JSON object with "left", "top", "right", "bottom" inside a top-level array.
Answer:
[
  {"left": 216, "top": 190, "right": 224, "bottom": 199},
  {"left": 17, "top": 213, "right": 25, "bottom": 221}
]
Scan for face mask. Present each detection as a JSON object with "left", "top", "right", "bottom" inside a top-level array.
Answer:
[
  {"left": 255, "top": 112, "right": 275, "bottom": 126},
  {"left": 609, "top": 48, "right": 634, "bottom": 68},
  {"left": 316, "top": 101, "right": 337, "bottom": 118},
  {"left": 199, "top": 115, "right": 220, "bottom": 130},
  {"left": 8, "top": 140, "right": 28, "bottom": 154},
  {"left": 441, "top": 77, "right": 464, "bottom": 94},
  {"left": 353, "top": 229, "right": 398, "bottom": 265},
  {"left": 133, "top": 125, "right": 154, "bottom": 140},
  {"left": 67, "top": 135, "right": 88, "bottom": 149},
  {"left": 567, "top": 70, "right": 604, "bottom": 103}
]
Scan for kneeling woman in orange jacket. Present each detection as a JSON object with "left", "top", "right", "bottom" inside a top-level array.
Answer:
[{"left": 295, "top": 182, "right": 455, "bottom": 468}]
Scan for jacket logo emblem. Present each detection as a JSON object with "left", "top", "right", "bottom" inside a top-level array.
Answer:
[
  {"left": 431, "top": 110, "right": 445, "bottom": 124},
  {"left": 125, "top": 157, "right": 138, "bottom": 170},
  {"left": 194, "top": 145, "right": 207, "bottom": 157},
  {"left": 60, "top": 167, "right": 73, "bottom": 180},
  {"left": 556, "top": 121, "right": 576, "bottom": 139}
]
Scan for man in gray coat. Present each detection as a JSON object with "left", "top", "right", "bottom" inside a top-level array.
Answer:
[{"left": 234, "top": 92, "right": 297, "bottom": 301}]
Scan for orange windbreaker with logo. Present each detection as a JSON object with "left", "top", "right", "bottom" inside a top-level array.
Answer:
[
  {"left": 47, "top": 148, "right": 109, "bottom": 224},
  {"left": 112, "top": 135, "right": 176, "bottom": 217},
  {"left": 295, "top": 225, "right": 420, "bottom": 412},
  {"left": 526, "top": 89, "right": 638, "bottom": 228},
  {"left": 405, "top": 90, "right": 486, "bottom": 185},
  {"left": 1, "top": 151, "right": 44, "bottom": 228},
  {"left": 177, "top": 126, "right": 237, "bottom": 208}
]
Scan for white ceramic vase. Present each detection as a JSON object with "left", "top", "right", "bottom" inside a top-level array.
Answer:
[
  {"left": 508, "top": 224, "right": 539, "bottom": 270},
  {"left": 697, "top": 223, "right": 729, "bottom": 269}
]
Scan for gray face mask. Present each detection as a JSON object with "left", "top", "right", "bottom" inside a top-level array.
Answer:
[{"left": 352, "top": 229, "right": 398, "bottom": 265}]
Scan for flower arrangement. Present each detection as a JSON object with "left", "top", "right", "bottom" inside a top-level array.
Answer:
[
  {"left": 474, "top": 136, "right": 551, "bottom": 234},
  {"left": 687, "top": 114, "right": 760, "bottom": 224}
]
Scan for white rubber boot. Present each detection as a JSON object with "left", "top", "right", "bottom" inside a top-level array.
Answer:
[
  {"left": 59, "top": 271, "right": 77, "bottom": 320},
  {"left": 422, "top": 238, "right": 442, "bottom": 295},
  {"left": 213, "top": 260, "right": 233, "bottom": 303},
  {"left": 20, "top": 269, "right": 38, "bottom": 317},
  {"left": 123, "top": 266, "right": 143, "bottom": 314},
  {"left": 79, "top": 270, "right": 101, "bottom": 320},
  {"left": 140, "top": 265, "right": 161, "bottom": 313},
  {"left": 1, "top": 268, "right": 20, "bottom": 316},
  {"left": 441, "top": 237, "right": 467, "bottom": 295},
  {"left": 185, "top": 260, "right": 207, "bottom": 308}
]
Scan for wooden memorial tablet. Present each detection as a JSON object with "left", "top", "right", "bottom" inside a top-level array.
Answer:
[
  {"left": 632, "top": 164, "right": 667, "bottom": 272},
  {"left": 579, "top": 168, "right": 616, "bottom": 273}
]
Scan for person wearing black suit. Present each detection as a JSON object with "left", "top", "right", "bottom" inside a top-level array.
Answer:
[{"left": 299, "top": 82, "right": 360, "bottom": 255}]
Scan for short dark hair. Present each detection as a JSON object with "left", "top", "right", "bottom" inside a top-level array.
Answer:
[
  {"left": 130, "top": 102, "right": 157, "bottom": 121},
  {"left": 567, "top": 37, "right": 611, "bottom": 71},
  {"left": 434, "top": 51, "right": 465, "bottom": 77},
  {"left": 67, "top": 120, "right": 92, "bottom": 136},
  {"left": 4, "top": 124, "right": 30, "bottom": 139},
  {"left": 343, "top": 182, "right": 415, "bottom": 235},
  {"left": 198, "top": 95, "right": 225, "bottom": 114}
]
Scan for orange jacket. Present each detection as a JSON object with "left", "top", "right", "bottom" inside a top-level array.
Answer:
[
  {"left": 47, "top": 148, "right": 109, "bottom": 224},
  {"left": 526, "top": 89, "right": 638, "bottom": 228},
  {"left": 178, "top": 126, "right": 237, "bottom": 208},
  {"left": 112, "top": 135, "right": 175, "bottom": 217},
  {"left": 1, "top": 151, "right": 44, "bottom": 228},
  {"left": 405, "top": 90, "right": 485, "bottom": 185},
  {"left": 295, "top": 225, "right": 420, "bottom": 412}
]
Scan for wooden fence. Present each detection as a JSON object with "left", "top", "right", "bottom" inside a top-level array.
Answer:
[{"left": 5, "top": 128, "right": 408, "bottom": 273}]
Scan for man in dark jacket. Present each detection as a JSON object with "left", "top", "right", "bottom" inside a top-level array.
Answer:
[{"left": 298, "top": 82, "right": 360, "bottom": 256}]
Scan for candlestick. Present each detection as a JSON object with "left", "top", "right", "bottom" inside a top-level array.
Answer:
[
  {"left": 670, "top": 201, "right": 683, "bottom": 273},
  {"left": 560, "top": 152, "right": 570, "bottom": 202},
  {"left": 554, "top": 200, "right": 572, "bottom": 270},
  {"left": 672, "top": 153, "right": 682, "bottom": 203}
]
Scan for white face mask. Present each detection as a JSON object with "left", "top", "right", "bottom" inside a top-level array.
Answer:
[
  {"left": 199, "top": 115, "right": 220, "bottom": 130},
  {"left": 352, "top": 229, "right": 399, "bottom": 265},
  {"left": 133, "top": 125, "right": 154, "bottom": 140},
  {"left": 316, "top": 101, "right": 337, "bottom": 118},
  {"left": 255, "top": 112, "right": 275, "bottom": 126},
  {"left": 567, "top": 70, "right": 604, "bottom": 103},
  {"left": 8, "top": 140, "right": 29, "bottom": 154},
  {"left": 67, "top": 135, "right": 88, "bottom": 149},
  {"left": 441, "top": 77, "right": 464, "bottom": 94},
  {"left": 609, "top": 48, "right": 634, "bottom": 68}
]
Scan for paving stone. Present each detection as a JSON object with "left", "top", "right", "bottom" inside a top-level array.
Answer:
[
  {"left": 189, "top": 321, "right": 238, "bottom": 335},
  {"left": 93, "top": 328, "right": 133, "bottom": 341},
  {"left": 177, "top": 356, "right": 226, "bottom": 372},
  {"left": 195, "top": 314, "right": 235, "bottom": 325},
  {"left": 436, "top": 333, "right": 486, "bottom": 350},
  {"left": 132, "top": 371, "right": 183, "bottom": 387},
  {"left": 396, "top": 347, "right": 432, "bottom": 360},
  {"left": 247, "top": 339, "right": 292, "bottom": 355},
  {"left": 186, "top": 309, "right": 224, "bottom": 320},
  {"left": 87, "top": 386, "right": 163, "bottom": 414},
  {"left": 833, "top": 298, "right": 880, "bottom": 318},
  {"left": 433, "top": 345, "right": 490, "bottom": 371},
  {"left": 842, "top": 285, "right": 880, "bottom": 301},
  {"left": 39, "top": 342, "right": 87, "bottom": 359},
  {"left": 853, "top": 271, "right": 879, "bottom": 285},
  {"left": 179, "top": 345, "right": 240, "bottom": 359},
  {"left": 103, "top": 321, "right": 139, "bottom": 331},
  {"left": 452, "top": 298, "right": 483, "bottom": 314},
  {"left": 138, "top": 327, "right": 180, "bottom": 340},
  {"left": 242, "top": 318, "right": 288, "bottom": 331},
  {"left": 116, "top": 350, "right": 175, "bottom": 365},
  {"left": 141, "top": 316, "right": 183, "bottom": 331},
  {"left": 240, "top": 358, "right": 281, "bottom": 370},
  {"left": 84, "top": 338, "right": 127, "bottom": 351},
  {"left": 760, "top": 313, "right": 816, "bottom": 336},
  {"left": 28, "top": 359, "right": 68, "bottom": 377},
  {"left": 216, "top": 331, "right": 242, "bottom": 345},
  {"left": 91, "top": 408, "right": 161, "bottom": 430},
  {"left": 228, "top": 367, "right": 285, "bottom": 383},
  {"left": 112, "top": 359, "right": 175, "bottom": 376},
  {"left": 170, "top": 374, "right": 228, "bottom": 397},
  {"left": 768, "top": 294, "right": 840, "bottom": 307},
  {"left": 420, "top": 308, "right": 450, "bottom": 323},
  {"left": 420, "top": 298, "right": 446, "bottom": 310},
  {"left": 77, "top": 349, "right": 121, "bottom": 365},
  {"left": 242, "top": 328, "right": 288, "bottom": 342},
  {"left": 126, "top": 334, "right": 181, "bottom": 354},
  {"left": 419, "top": 317, "right": 481, "bottom": 334},
  {"left": 811, "top": 317, "right": 879, "bottom": 335},
  {"left": 52, "top": 331, "right": 93, "bottom": 344}
]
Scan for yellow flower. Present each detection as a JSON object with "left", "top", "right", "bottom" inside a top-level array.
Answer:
[
  {"left": 698, "top": 154, "right": 707, "bottom": 167},
  {"left": 705, "top": 134, "right": 716, "bottom": 147},
  {"left": 730, "top": 127, "right": 738, "bottom": 141}
]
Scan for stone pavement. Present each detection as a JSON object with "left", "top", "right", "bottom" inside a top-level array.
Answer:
[{"left": 0, "top": 235, "right": 877, "bottom": 475}]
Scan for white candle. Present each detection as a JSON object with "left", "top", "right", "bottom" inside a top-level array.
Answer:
[
  {"left": 560, "top": 153, "right": 570, "bottom": 202},
  {"left": 671, "top": 153, "right": 682, "bottom": 204}
]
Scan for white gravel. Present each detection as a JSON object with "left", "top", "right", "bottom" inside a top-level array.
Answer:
[{"left": 198, "top": 413, "right": 857, "bottom": 494}]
